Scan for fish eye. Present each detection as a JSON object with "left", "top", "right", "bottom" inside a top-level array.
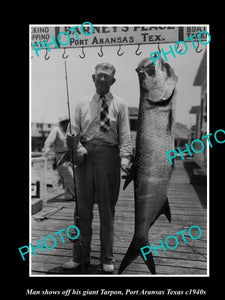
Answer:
[
  {"left": 143, "top": 63, "right": 155, "bottom": 76},
  {"left": 138, "top": 71, "right": 146, "bottom": 80}
]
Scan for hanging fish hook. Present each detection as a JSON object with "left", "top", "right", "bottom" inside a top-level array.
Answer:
[
  {"left": 153, "top": 43, "right": 161, "bottom": 58},
  {"left": 157, "top": 43, "right": 161, "bottom": 53},
  {"left": 97, "top": 46, "right": 104, "bottom": 57},
  {"left": 79, "top": 47, "right": 86, "bottom": 59},
  {"left": 195, "top": 40, "right": 203, "bottom": 53},
  {"left": 44, "top": 48, "right": 50, "bottom": 60},
  {"left": 117, "top": 45, "right": 124, "bottom": 56},
  {"left": 135, "top": 44, "right": 142, "bottom": 56},
  {"left": 175, "top": 43, "right": 183, "bottom": 53},
  {"left": 62, "top": 48, "right": 69, "bottom": 59}
]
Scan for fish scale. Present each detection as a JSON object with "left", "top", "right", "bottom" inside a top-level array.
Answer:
[
  {"left": 134, "top": 105, "right": 173, "bottom": 232},
  {"left": 118, "top": 57, "right": 178, "bottom": 274}
]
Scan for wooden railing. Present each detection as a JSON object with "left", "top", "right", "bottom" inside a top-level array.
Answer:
[{"left": 31, "top": 155, "right": 55, "bottom": 206}]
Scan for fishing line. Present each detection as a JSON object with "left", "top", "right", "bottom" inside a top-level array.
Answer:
[{"left": 177, "top": 236, "right": 207, "bottom": 260}]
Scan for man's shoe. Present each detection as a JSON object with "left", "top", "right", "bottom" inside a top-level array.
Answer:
[
  {"left": 103, "top": 264, "right": 114, "bottom": 273},
  {"left": 63, "top": 260, "right": 80, "bottom": 269},
  {"left": 63, "top": 260, "right": 90, "bottom": 270}
]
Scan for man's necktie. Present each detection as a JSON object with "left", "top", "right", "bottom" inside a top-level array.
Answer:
[{"left": 100, "top": 96, "right": 110, "bottom": 132}]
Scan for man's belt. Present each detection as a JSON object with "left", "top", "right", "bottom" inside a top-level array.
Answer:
[
  {"left": 55, "top": 151, "right": 67, "bottom": 154},
  {"left": 82, "top": 140, "right": 118, "bottom": 147}
]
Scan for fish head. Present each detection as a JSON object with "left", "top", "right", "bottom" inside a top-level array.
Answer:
[{"left": 136, "top": 56, "right": 178, "bottom": 104}]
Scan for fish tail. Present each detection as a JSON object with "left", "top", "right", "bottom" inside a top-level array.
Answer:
[
  {"left": 141, "top": 250, "right": 156, "bottom": 274},
  {"left": 150, "top": 197, "right": 171, "bottom": 228},
  {"left": 118, "top": 237, "right": 156, "bottom": 274},
  {"left": 163, "top": 197, "right": 171, "bottom": 223}
]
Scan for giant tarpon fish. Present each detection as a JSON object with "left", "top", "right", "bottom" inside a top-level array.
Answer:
[{"left": 118, "top": 56, "right": 178, "bottom": 274}]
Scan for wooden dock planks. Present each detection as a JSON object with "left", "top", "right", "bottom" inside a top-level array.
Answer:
[{"left": 30, "top": 159, "right": 208, "bottom": 276}]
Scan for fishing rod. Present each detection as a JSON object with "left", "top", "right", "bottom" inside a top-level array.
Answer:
[{"left": 64, "top": 60, "right": 85, "bottom": 273}]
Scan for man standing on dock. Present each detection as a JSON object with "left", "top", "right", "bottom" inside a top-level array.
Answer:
[
  {"left": 42, "top": 116, "right": 75, "bottom": 201},
  {"left": 63, "top": 63, "right": 132, "bottom": 273}
]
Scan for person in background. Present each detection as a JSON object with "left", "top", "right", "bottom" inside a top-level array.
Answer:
[
  {"left": 42, "top": 116, "right": 75, "bottom": 201},
  {"left": 63, "top": 63, "right": 133, "bottom": 273}
]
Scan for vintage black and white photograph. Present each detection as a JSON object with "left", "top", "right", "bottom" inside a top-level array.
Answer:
[{"left": 29, "top": 24, "right": 209, "bottom": 277}]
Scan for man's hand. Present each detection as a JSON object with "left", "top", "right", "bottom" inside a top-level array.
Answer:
[
  {"left": 121, "top": 164, "right": 130, "bottom": 174},
  {"left": 66, "top": 134, "right": 76, "bottom": 149},
  {"left": 66, "top": 133, "right": 81, "bottom": 150},
  {"left": 121, "top": 156, "right": 132, "bottom": 174},
  {"left": 41, "top": 149, "right": 50, "bottom": 157}
]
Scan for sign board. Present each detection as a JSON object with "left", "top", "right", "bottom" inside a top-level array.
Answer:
[
  {"left": 31, "top": 26, "right": 57, "bottom": 49},
  {"left": 183, "top": 26, "right": 208, "bottom": 41},
  {"left": 58, "top": 26, "right": 180, "bottom": 48},
  {"left": 30, "top": 26, "right": 209, "bottom": 50}
]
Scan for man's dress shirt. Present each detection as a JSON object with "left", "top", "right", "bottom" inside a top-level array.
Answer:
[{"left": 71, "top": 92, "right": 132, "bottom": 165}]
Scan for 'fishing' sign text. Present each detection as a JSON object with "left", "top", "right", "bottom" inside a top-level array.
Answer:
[{"left": 32, "top": 22, "right": 94, "bottom": 58}]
